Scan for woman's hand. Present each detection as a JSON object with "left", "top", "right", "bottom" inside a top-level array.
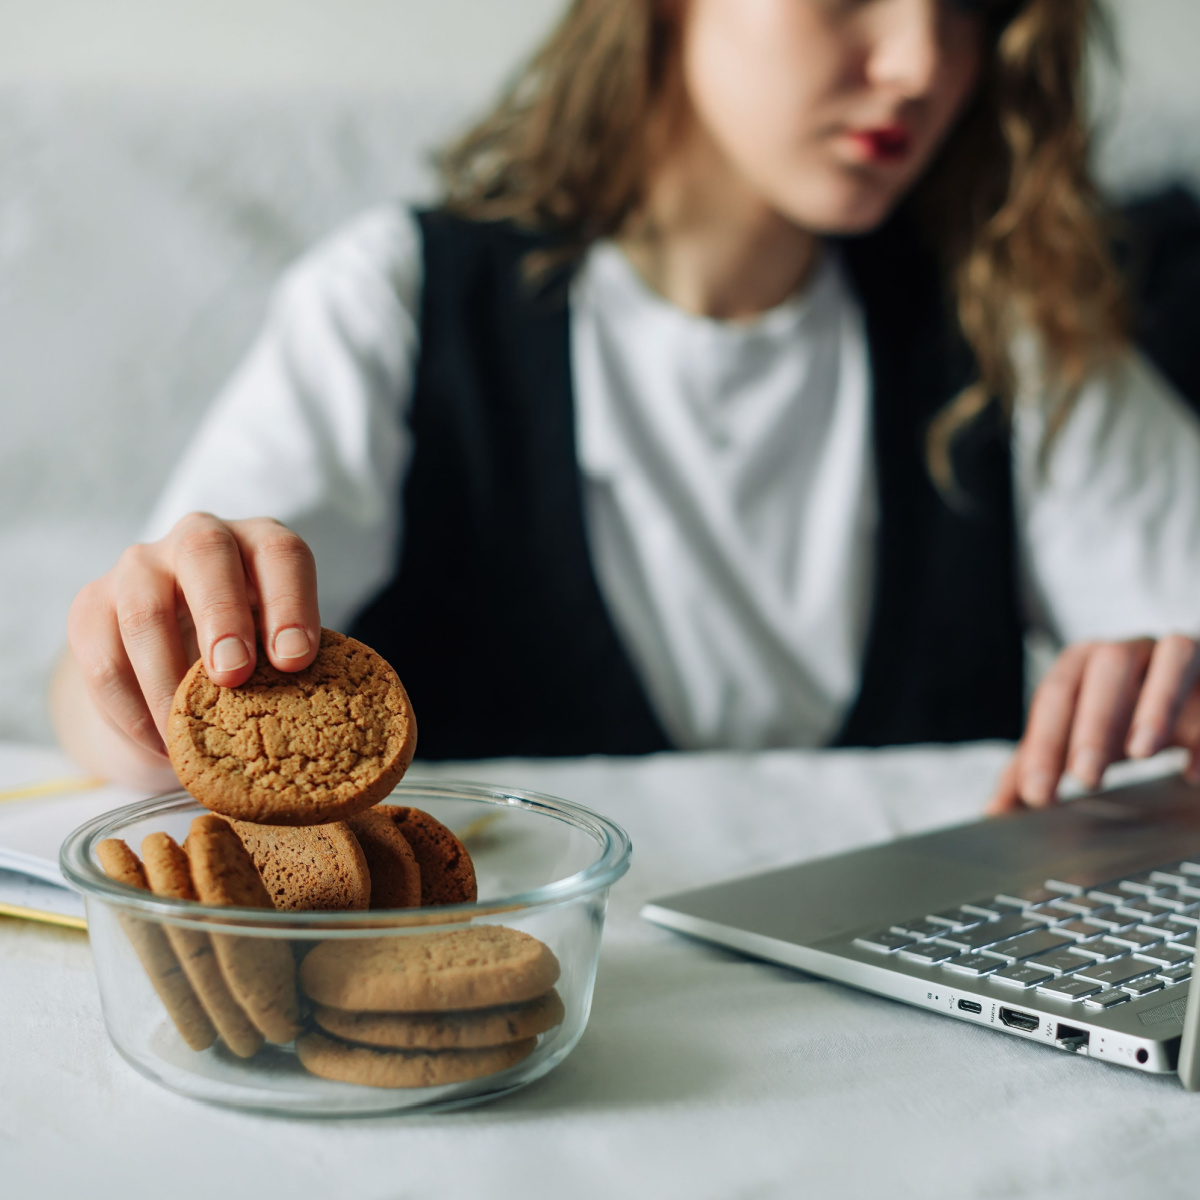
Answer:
[
  {"left": 988, "top": 635, "right": 1200, "bottom": 814},
  {"left": 53, "top": 513, "right": 320, "bottom": 785}
]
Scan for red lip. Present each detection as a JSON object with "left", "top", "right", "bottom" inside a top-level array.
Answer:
[{"left": 845, "top": 126, "right": 913, "bottom": 164}]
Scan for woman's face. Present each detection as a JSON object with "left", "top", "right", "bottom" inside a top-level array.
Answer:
[{"left": 677, "top": 0, "right": 987, "bottom": 234}]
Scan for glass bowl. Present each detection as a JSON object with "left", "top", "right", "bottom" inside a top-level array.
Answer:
[{"left": 60, "top": 781, "right": 631, "bottom": 1116}]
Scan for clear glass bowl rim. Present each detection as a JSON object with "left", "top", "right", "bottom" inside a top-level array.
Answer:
[{"left": 60, "top": 779, "right": 632, "bottom": 928}]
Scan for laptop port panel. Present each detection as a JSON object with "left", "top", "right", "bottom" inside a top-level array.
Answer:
[
  {"left": 1055, "top": 1024, "right": 1090, "bottom": 1052},
  {"left": 999, "top": 1007, "right": 1039, "bottom": 1033}
]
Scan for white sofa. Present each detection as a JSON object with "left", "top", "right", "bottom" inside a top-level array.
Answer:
[{"left": 1, "top": 82, "right": 1198, "bottom": 744}]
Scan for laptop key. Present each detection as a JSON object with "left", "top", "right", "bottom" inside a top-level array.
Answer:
[
  {"left": 935, "top": 914, "right": 1044, "bottom": 951},
  {"left": 926, "top": 908, "right": 983, "bottom": 930},
  {"left": 1135, "top": 945, "right": 1193, "bottom": 969},
  {"left": 891, "top": 918, "right": 945, "bottom": 939},
  {"left": 1074, "top": 957, "right": 1159, "bottom": 988},
  {"left": 1069, "top": 939, "right": 1121, "bottom": 961},
  {"left": 1115, "top": 899, "right": 1158, "bottom": 920},
  {"left": 855, "top": 930, "right": 916, "bottom": 953},
  {"left": 1045, "top": 879, "right": 1085, "bottom": 896},
  {"left": 1166, "top": 912, "right": 1200, "bottom": 929},
  {"left": 995, "top": 887, "right": 1058, "bottom": 908},
  {"left": 943, "top": 953, "right": 1005, "bottom": 977},
  {"left": 1158, "top": 965, "right": 1192, "bottom": 985},
  {"left": 1134, "top": 915, "right": 1171, "bottom": 932},
  {"left": 1122, "top": 977, "right": 1165, "bottom": 998},
  {"left": 1024, "top": 906, "right": 1072, "bottom": 926},
  {"left": 1037, "top": 977, "right": 1101, "bottom": 1001},
  {"left": 1028, "top": 949, "right": 1095, "bottom": 975},
  {"left": 900, "top": 942, "right": 959, "bottom": 964},
  {"left": 989, "top": 928, "right": 1076, "bottom": 962},
  {"left": 1049, "top": 895, "right": 1112, "bottom": 916},
  {"left": 1147, "top": 889, "right": 1191, "bottom": 912},
  {"left": 1120, "top": 872, "right": 1167, "bottom": 896},
  {"left": 1083, "top": 989, "right": 1131, "bottom": 1009},
  {"left": 993, "top": 963, "right": 1054, "bottom": 988},
  {"left": 1151, "top": 869, "right": 1190, "bottom": 888},
  {"left": 960, "top": 899, "right": 1014, "bottom": 919},
  {"left": 1105, "top": 929, "right": 1163, "bottom": 951},
  {"left": 1163, "top": 919, "right": 1198, "bottom": 940},
  {"left": 1180, "top": 861, "right": 1200, "bottom": 877},
  {"left": 1056, "top": 919, "right": 1105, "bottom": 941},
  {"left": 1085, "top": 912, "right": 1138, "bottom": 931}
]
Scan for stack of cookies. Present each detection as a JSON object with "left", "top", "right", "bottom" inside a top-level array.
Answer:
[
  {"left": 95, "top": 630, "right": 562, "bottom": 1088},
  {"left": 297, "top": 926, "right": 563, "bottom": 1088}
]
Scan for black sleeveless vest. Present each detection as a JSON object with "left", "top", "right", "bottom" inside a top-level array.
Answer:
[{"left": 349, "top": 209, "right": 1026, "bottom": 759}]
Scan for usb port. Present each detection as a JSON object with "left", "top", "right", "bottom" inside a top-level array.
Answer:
[
  {"left": 999, "top": 1007, "right": 1039, "bottom": 1033},
  {"left": 957, "top": 999, "right": 982, "bottom": 1014}
]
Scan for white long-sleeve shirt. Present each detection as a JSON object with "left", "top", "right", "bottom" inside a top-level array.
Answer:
[{"left": 146, "top": 204, "right": 1200, "bottom": 750}]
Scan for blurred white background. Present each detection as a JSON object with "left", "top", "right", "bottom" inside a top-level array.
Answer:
[{"left": 1, "top": 0, "right": 1198, "bottom": 744}]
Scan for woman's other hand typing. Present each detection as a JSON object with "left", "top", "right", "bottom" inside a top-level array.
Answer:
[{"left": 989, "top": 635, "right": 1200, "bottom": 813}]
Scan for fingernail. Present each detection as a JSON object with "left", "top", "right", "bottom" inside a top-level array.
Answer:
[
  {"left": 211, "top": 636, "right": 250, "bottom": 674},
  {"left": 1071, "top": 748, "right": 1105, "bottom": 789},
  {"left": 1128, "top": 727, "right": 1159, "bottom": 760},
  {"left": 273, "top": 626, "right": 312, "bottom": 662},
  {"left": 1023, "top": 770, "right": 1057, "bottom": 806}
]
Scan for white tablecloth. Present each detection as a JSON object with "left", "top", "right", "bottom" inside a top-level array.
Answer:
[{"left": 4, "top": 741, "right": 1200, "bottom": 1199}]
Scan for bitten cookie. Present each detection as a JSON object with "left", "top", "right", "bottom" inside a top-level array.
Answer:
[
  {"left": 140, "top": 831, "right": 264, "bottom": 1058},
  {"left": 228, "top": 819, "right": 371, "bottom": 911},
  {"left": 96, "top": 838, "right": 216, "bottom": 1052},
  {"left": 312, "top": 988, "right": 565, "bottom": 1050},
  {"left": 184, "top": 815, "right": 301, "bottom": 1044},
  {"left": 296, "top": 1030, "right": 537, "bottom": 1089},
  {"left": 300, "top": 926, "right": 560, "bottom": 1012},
  {"left": 167, "top": 629, "right": 417, "bottom": 826},
  {"left": 388, "top": 807, "right": 477, "bottom": 906},
  {"left": 345, "top": 807, "right": 422, "bottom": 910}
]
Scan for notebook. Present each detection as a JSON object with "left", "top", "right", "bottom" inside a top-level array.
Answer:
[{"left": 0, "top": 744, "right": 144, "bottom": 929}]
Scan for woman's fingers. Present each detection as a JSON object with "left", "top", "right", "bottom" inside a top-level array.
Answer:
[
  {"left": 1126, "top": 635, "right": 1200, "bottom": 761},
  {"left": 986, "top": 755, "right": 1024, "bottom": 815},
  {"left": 996, "top": 635, "right": 1200, "bottom": 816},
  {"left": 1065, "top": 638, "right": 1154, "bottom": 789},
  {"left": 67, "top": 576, "right": 171, "bottom": 758},
  {"left": 169, "top": 513, "right": 260, "bottom": 687},
  {"left": 1012, "top": 642, "right": 1090, "bottom": 807},
  {"left": 110, "top": 544, "right": 195, "bottom": 739},
  {"left": 231, "top": 518, "right": 321, "bottom": 672}
]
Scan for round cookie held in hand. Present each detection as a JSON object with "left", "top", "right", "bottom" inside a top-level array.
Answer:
[
  {"left": 167, "top": 629, "right": 417, "bottom": 826},
  {"left": 388, "top": 806, "right": 476, "bottom": 906},
  {"left": 296, "top": 1030, "right": 537, "bottom": 1089}
]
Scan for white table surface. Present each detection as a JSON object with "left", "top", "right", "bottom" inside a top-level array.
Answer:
[{"left": 4, "top": 740, "right": 1200, "bottom": 1200}]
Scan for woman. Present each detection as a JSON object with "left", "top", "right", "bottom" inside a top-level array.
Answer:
[{"left": 51, "top": 0, "right": 1200, "bottom": 813}]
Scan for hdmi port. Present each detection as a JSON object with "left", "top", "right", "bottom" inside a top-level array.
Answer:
[{"left": 999, "top": 1007, "right": 1039, "bottom": 1033}]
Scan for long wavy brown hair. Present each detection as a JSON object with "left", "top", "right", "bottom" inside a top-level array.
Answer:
[{"left": 440, "top": 0, "right": 1126, "bottom": 487}]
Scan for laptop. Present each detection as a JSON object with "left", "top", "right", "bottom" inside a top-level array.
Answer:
[{"left": 642, "top": 772, "right": 1200, "bottom": 1086}]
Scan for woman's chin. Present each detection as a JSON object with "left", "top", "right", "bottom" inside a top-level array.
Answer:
[{"left": 773, "top": 174, "right": 910, "bottom": 238}]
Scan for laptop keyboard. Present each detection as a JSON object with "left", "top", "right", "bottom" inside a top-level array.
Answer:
[{"left": 855, "top": 860, "right": 1198, "bottom": 1012}]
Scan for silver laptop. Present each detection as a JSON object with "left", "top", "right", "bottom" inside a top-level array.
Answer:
[{"left": 642, "top": 773, "right": 1200, "bottom": 1085}]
